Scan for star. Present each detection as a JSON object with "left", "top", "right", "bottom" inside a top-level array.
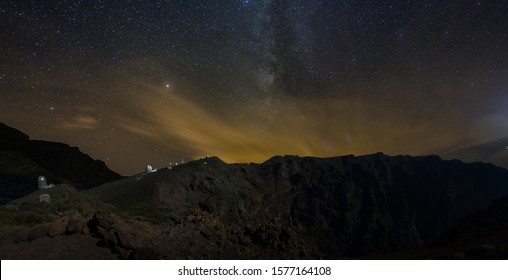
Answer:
[{"left": 0, "top": 0, "right": 507, "bottom": 174}]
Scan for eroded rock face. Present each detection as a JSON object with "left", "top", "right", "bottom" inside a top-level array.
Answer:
[
  {"left": 242, "top": 154, "right": 508, "bottom": 257},
  {"left": 47, "top": 217, "right": 70, "bottom": 237},
  {"left": 85, "top": 154, "right": 508, "bottom": 258},
  {"left": 3, "top": 154, "right": 508, "bottom": 259}
]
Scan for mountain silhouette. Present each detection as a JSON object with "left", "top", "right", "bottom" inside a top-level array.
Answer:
[
  {"left": 0, "top": 123, "right": 123, "bottom": 203},
  {"left": 1, "top": 124, "right": 508, "bottom": 259},
  {"left": 83, "top": 154, "right": 508, "bottom": 258},
  {"left": 443, "top": 136, "right": 508, "bottom": 169}
]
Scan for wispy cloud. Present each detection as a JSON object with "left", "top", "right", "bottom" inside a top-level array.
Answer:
[
  {"left": 61, "top": 115, "right": 99, "bottom": 130},
  {"left": 108, "top": 84, "right": 475, "bottom": 163}
]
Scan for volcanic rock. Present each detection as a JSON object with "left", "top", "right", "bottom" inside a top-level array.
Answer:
[
  {"left": 87, "top": 154, "right": 508, "bottom": 258},
  {"left": 48, "top": 217, "right": 70, "bottom": 237},
  {"left": 3, "top": 149, "right": 508, "bottom": 259}
]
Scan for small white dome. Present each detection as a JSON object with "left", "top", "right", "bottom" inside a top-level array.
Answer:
[
  {"left": 38, "top": 176, "right": 48, "bottom": 188},
  {"left": 145, "top": 165, "right": 153, "bottom": 173}
]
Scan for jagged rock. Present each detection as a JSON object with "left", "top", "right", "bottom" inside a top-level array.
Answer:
[
  {"left": 65, "top": 211, "right": 84, "bottom": 234},
  {"left": 86, "top": 154, "right": 508, "bottom": 258},
  {"left": 48, "top": 217, "right": 70, "bottom": 237},
  {"left": 92, "top": 211, "right": 117, "bottom": 231},
  {"left": 96, "top": 226, "right": 116, "bottom": 247},
  {"left": 66, "top": 219, "right": 84, "bottom": 234},
  {"left": 4, "top": 152, "right": 508, "bottom": 259},
  {"left": 114, "top": 229, "right": 136, "bottom": 250}
]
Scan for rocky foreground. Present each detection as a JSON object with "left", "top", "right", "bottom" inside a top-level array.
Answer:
[{"left": 2, "top": 154, "right": 508, "bottom": 259}]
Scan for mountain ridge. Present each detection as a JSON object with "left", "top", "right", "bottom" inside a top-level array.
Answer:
[
  {"left": 2, "top": 123, "right": 508, "bottom": 259},
  {"left": 85, "top": 152, "right": 508, "bottom": 258},
  {"left": 0, "top": 123, "right": 123, "bottom": 203}
]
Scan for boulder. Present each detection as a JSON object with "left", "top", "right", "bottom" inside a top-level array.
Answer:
[
  {"left": 48, "top": 217, "right": 70, "bottom": 237},
  {"left": 66, "top": 219, "right": 84, "bottom": 234},
  {"left": 114, "top": 230, "right": 136, "bottom": 250},
  {"left": 97, "top": 226, "right": 116, "bottom": 247}
]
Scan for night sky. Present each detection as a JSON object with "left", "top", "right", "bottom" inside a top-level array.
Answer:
[{"left": 1, "top": 1, "right": 508, "bottom": 175}]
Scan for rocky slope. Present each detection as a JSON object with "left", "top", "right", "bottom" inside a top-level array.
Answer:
[
  {"left": 426, "top": 192, "right": 508, "bottom": 259},
  {"left": 0, "top": 185, "right": 120, "bottom": 259},
  {"left": 0, "top": 123, "right": 123, "bottom": 203},
  {"left": 2, "top": 132, "right": 508, "bottom": 259},
  {"left": 83, "top": 154, "right": 508, "bottom": 258}
]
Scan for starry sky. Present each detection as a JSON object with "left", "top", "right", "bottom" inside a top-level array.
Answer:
[{"left": 1, "top": 0, "right": 508, "bottom": 175}]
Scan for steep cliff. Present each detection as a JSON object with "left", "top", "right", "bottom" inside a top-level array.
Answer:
[{"left": 86, "top": 154, "right": 508, "bottom": 258}]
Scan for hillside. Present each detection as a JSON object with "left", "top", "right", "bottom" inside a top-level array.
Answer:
[
  {"left": 2, "top": 123, "right": 508, "bottom": 259},
  {"left": 0, "top": 123, "right": 123, "bottom": 203},
  {"left": 84, "top": 154, "right": 508, "bottom": 258}
]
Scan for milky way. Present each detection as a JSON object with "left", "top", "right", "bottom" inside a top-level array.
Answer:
[{"left": 1, "top": 1, "right": 508, "bottom": 175}]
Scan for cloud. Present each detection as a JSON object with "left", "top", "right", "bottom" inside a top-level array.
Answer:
[
  {"left": 107, "top": 84, "right": 478, "bottom": 164},
  {"left": 61, "top": 115, "right": 99, "bottom": 130}
]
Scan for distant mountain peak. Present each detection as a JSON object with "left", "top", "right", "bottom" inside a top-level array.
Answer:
[
  {"left": 0, "top": 122, "right": 29, "bottom": 141},
  {"left": 0, "top": 123, "right": 123, "bottom": 203}
]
